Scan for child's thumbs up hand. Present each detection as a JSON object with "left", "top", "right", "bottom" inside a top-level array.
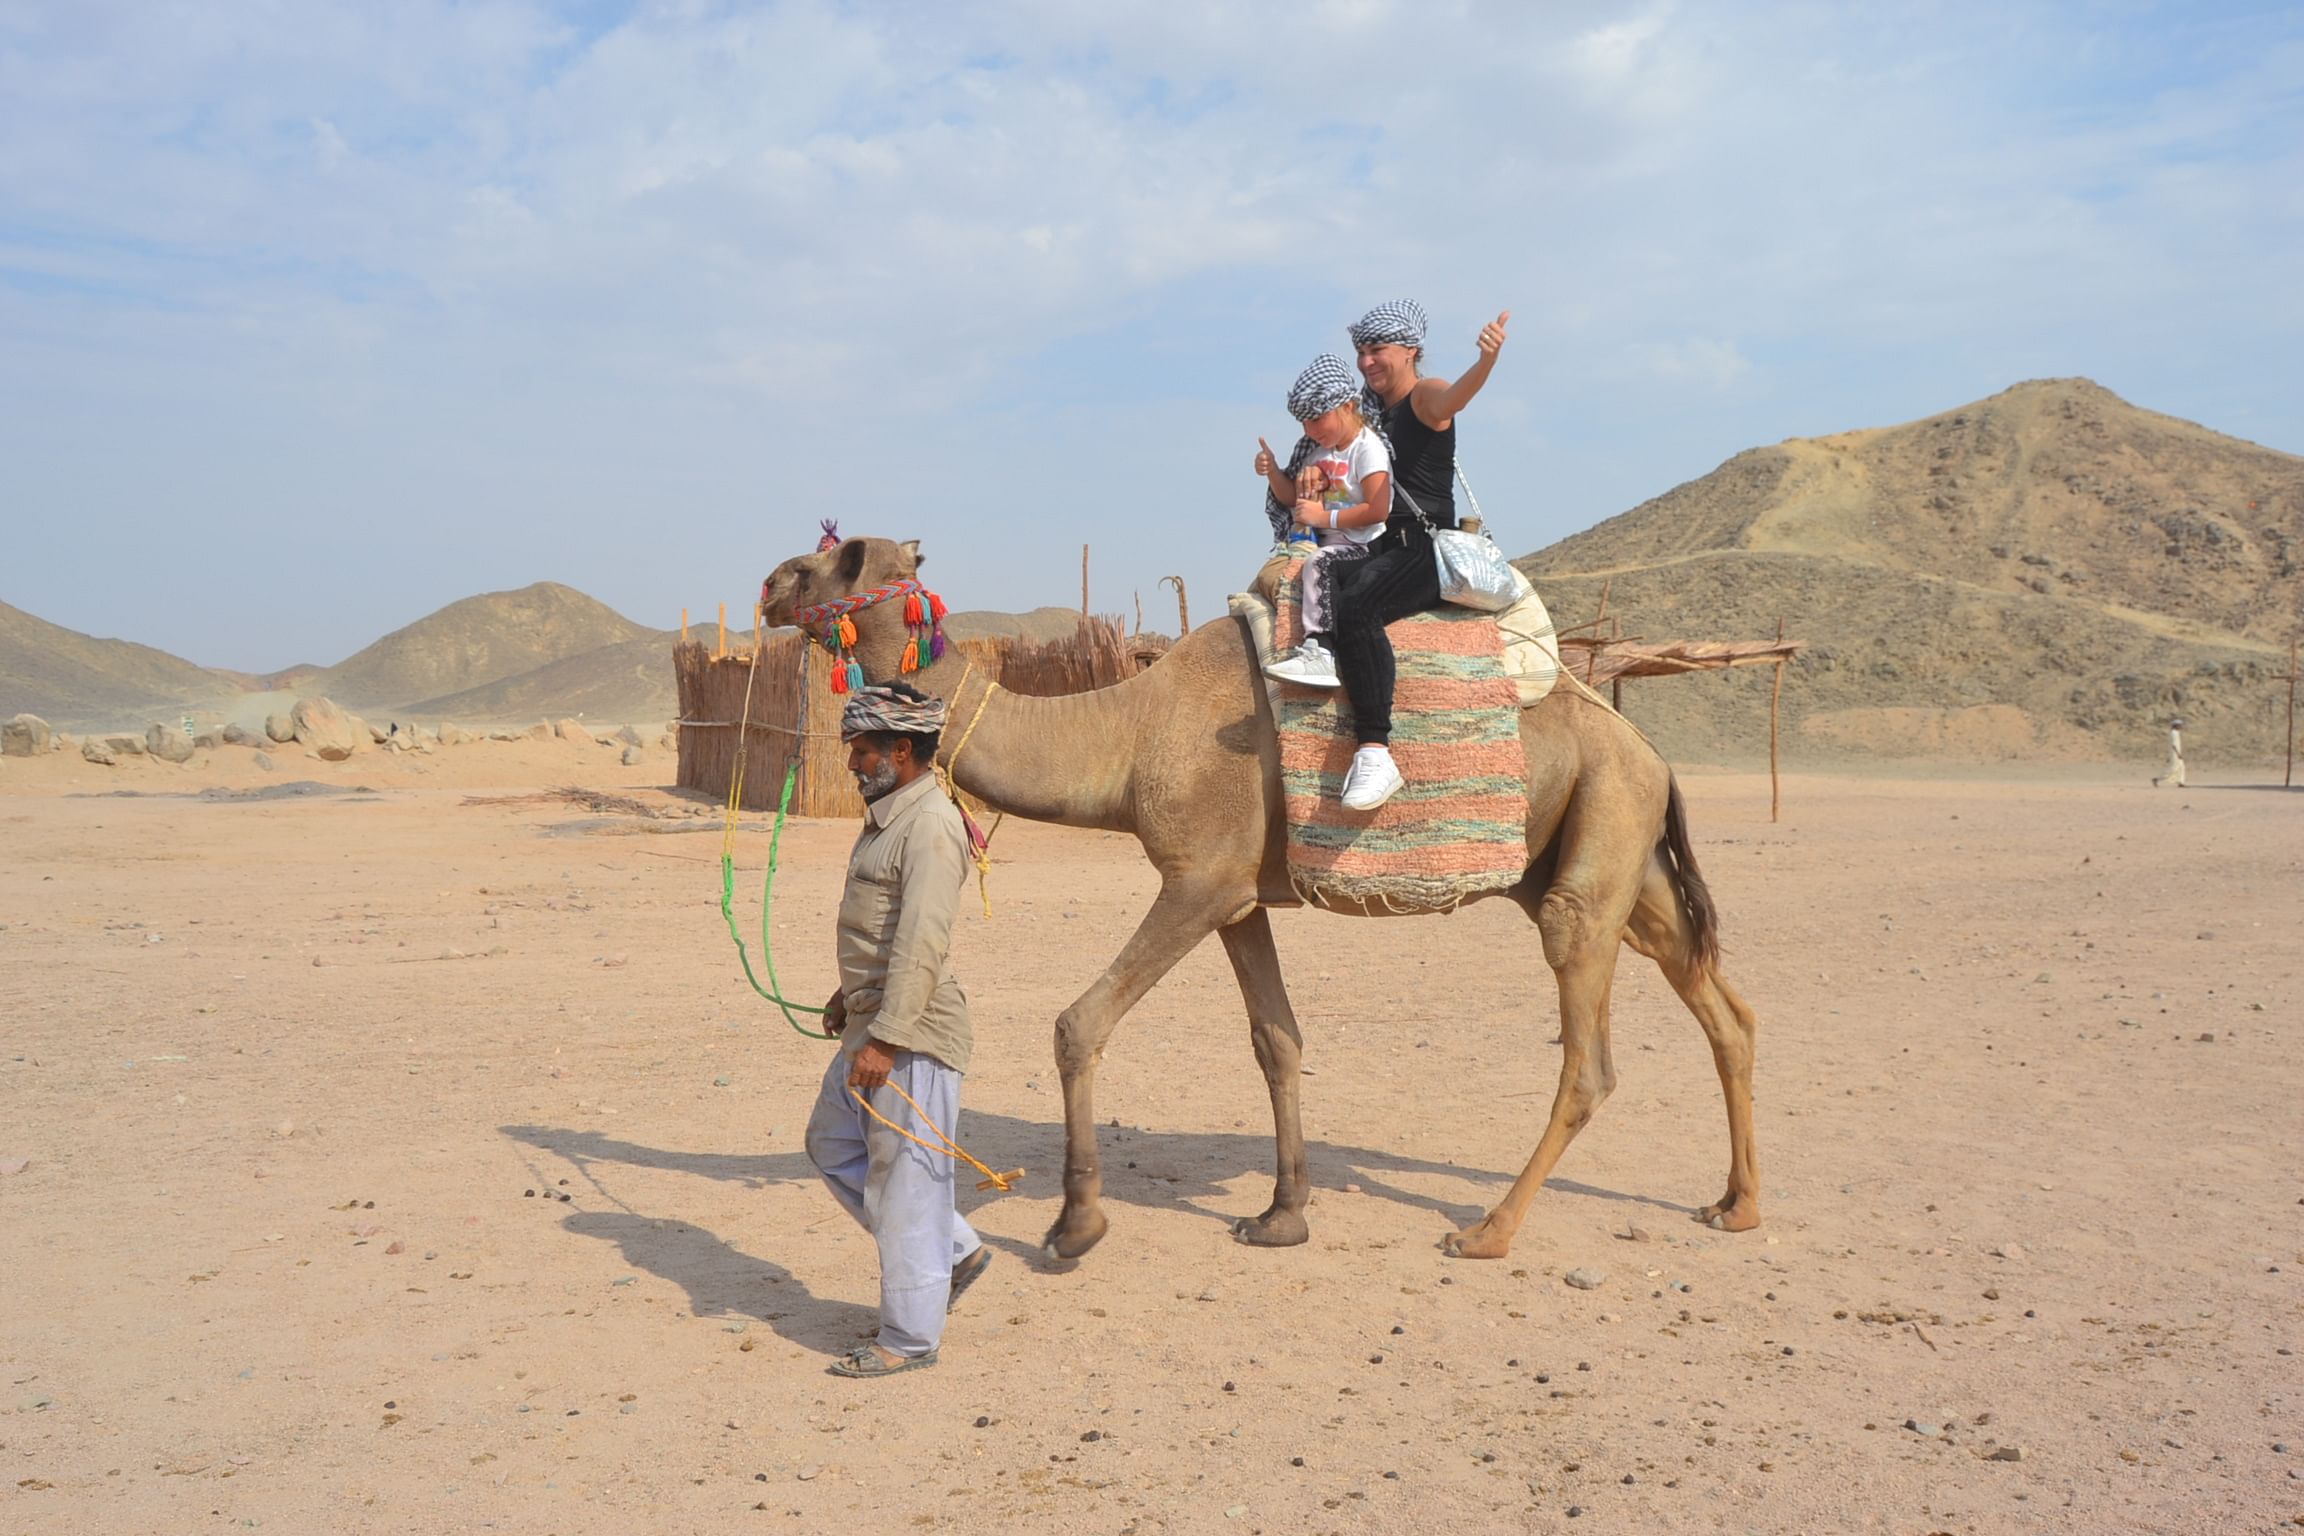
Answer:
[{"left": 1254, "top": 437, "right": 1278, "bottom": 477}]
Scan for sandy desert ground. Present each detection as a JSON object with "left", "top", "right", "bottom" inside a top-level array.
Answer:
[{"left": 1, "top": 741, "right": 2299, "bottom": 1535}]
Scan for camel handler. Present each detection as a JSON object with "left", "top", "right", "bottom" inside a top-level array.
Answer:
[{"left": 804, "top": 681, "right": 993, "bottom": 1378}]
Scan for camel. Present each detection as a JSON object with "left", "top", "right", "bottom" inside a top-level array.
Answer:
[{"left": 759, "top": 536, "right": 1761, "bottom": 1261}]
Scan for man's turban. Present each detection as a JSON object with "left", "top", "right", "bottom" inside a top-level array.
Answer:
[{"left": 841, "top": 685, "right": 948, "bottom": 741}]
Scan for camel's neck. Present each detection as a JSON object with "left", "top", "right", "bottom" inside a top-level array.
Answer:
[{"left": 913, "top": 656, "right": 1137, "bottom": 831}]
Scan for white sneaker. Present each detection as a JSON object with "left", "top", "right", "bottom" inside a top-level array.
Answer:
[
  {"left": 1339, "top": 746, "right": 1403, "bottom": 810},
  {"left": 1264, "top": 637, "right": 1340, "bottom": 687}
]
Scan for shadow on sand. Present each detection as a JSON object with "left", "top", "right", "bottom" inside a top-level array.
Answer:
[{"left": 501, "top": 1114, "right": 1683, "bottom": 1352}]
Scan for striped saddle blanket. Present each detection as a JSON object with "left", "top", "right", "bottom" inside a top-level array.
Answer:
[{"left": 1269, "top": 560, "right": 1529, "bottom": 911}]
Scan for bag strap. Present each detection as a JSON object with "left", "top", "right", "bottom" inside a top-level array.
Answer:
[{"left": 1455, "top": 463, "right": 1487, "bottom": 528}]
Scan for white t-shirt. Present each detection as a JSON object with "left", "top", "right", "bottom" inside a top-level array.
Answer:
[{"left": 1307, "top": 426, "right": 1391, "bottom": 546}]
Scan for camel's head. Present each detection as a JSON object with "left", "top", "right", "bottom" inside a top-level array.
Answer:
[{"left": 759, "top": 536, "right": 924, "bottom": 629}]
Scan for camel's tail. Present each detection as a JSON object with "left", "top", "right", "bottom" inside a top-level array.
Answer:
[{"left": 1659, "top": 773, "right": 1720, "bottom": 971}]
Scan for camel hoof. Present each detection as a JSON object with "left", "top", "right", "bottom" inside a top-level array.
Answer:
[
  {"left": 1693, "top": 1197, "right": 1762, "bottom": 1233},
  {"left": 1229, "top": 1209, "right": 1309, "bottom": 1248},
  {"left": 1442, "top": 1220, "right": 1513, "bottom": 1260},
  {"left": 1040, "top": 1210, "right": 1108, "bottom": 1262}
]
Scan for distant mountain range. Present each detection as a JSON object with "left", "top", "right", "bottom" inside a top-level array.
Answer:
[{"left": 7, "top": 378, "right": 2298, "bottom": 760}]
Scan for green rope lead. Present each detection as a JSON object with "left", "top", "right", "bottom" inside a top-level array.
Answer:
[{"left": 719, "top": 761, "right": 834, "bottom": 1039}]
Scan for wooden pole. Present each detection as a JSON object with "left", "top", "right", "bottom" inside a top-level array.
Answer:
[
  {"left": 681, "top": 607, "right": 689, "bottom": 644},
  {"left": 2280, "top": 635, "right": 2299, "bottom": 788},
  {"left": 1585, "top": 578, "right": 1613, "bottom": 685},
  {"left": 1769, "top": 616, "right": 1786, "bottom": 822},
  {"left": 1134, "top": 591, "right": 1142, "bottom": 635},
  {"left": 1160, "top": 575, "right": 1189, "bottom": 634},
  {"left": 1081, "top": 544, "right": 1091, "bottom": 618},
  {"left": 717, "top": 602, "right": 726, "bottom": 661}
]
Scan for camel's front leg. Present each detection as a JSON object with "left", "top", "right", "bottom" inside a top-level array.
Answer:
[
  {"left": 1044, "top": 878, "right": 1250, "bottom": 1261},
  {"left": 1216, "top": 907, "right": 1310, "bottom": 1248}
]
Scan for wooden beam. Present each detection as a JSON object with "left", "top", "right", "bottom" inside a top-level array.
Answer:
[
  {"left": 1081, "top": 544, "right": 1091, "bottom": 617},
  {"left": 717, "top": 602, "right": 726, "bottom": 661}
]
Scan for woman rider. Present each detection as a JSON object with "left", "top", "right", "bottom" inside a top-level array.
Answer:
[{"left": 1325, "top": 299, "right": 1510, "bottom": 810}]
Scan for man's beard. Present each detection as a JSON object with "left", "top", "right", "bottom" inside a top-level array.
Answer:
[{"left": 853, "top": 761, "right": 900, "bottom": 801}]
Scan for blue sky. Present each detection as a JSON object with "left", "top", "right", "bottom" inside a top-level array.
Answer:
[{"left": 3, "top": 1, "right": 2300, "bottom": 670}]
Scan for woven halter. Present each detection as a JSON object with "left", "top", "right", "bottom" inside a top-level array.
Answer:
[{"left": 782, "top": 577, "right": 949, "bottom": 694}]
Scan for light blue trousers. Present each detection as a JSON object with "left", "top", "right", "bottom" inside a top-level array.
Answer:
[{"left": 803, "top": 1048, "right": 982, "bottom": 1357}]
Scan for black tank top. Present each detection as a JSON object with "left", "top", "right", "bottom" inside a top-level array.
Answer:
[{"left": 1380, "top": 394, "right": 1456, "bottom": 539}]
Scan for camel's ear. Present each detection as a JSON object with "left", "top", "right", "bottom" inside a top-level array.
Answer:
[
  {"left": 836, "top": 538, "right": 869, "bottom": 583},
  {"left": 899, "top": 539, "right": 923, "bottom": 571}
]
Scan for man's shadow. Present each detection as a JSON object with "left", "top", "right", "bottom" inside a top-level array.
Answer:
[{"left": 502, "top": 1113, "right": 1677, "bottom": 1352}]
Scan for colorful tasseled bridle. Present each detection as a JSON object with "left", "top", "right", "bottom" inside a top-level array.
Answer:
[{"left": 787, "top": 577, "right": 950, "bottom": 694}]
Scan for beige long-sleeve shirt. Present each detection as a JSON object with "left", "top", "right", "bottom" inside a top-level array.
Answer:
[{"left": 836, "top": 770, "right": 973, "bottom": 1073}]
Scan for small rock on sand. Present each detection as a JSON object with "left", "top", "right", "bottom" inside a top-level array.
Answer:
[
  {"left": 1563, "top": 1267, "right": 1607, "bottom": 1291},
  {"left": 621, "top": 745, "right": 644, "bottom": 766},
  {"left": 82, "top": 740, "right": 117, "bottom": 766}
]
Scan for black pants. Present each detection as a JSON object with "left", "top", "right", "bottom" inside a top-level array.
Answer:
[{"left": 1329, "top": 533, "right": 1439, "bottom": 746}]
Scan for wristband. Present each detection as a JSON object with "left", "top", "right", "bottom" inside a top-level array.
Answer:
[{"left": 1329, "top": 509, "right": 1339, "bottom": 530}]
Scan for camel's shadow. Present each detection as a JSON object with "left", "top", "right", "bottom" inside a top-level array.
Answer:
[{"left": 502, "top": 1114, "right": 1682, "bottom": 1346}]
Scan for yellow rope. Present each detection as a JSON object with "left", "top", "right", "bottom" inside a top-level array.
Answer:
[
  {"left": 848, "top": 1081, "right": 1022, "bottom": 1192},
  {"left": 937, "top": 663, "right": 1004, "bottom": 917}
]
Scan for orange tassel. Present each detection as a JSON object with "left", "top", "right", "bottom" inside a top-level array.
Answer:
[
  {"left": 904, "top": 593, "right": 924, "bottom": 625},
  {"left": 837, "top": 615, "right": 858, "bottom": 647},
  {"left": 899, "top": 643, "right": 919, "bottom": 674},
  {"left": 929, "top": 593, "right": 947, "bottom": 622},
  {"left": 829, "top": 661, "right": 850, "bottom": 694}
]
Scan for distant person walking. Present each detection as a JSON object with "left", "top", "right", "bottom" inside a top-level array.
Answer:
[{"left": 2152, "top": 717, "right": 2186, "bottom": 788}]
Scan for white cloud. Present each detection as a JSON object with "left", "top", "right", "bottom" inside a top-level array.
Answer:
[{"left": 1, "top": 2, "right": 2299, "bottom": 666}]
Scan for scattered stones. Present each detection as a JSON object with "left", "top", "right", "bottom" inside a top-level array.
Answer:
[
  {"left": 439, "top": 722, "right": 475, "bottom": 746},
  {"left": 82, "top": 740, "right": 117, "bottom": 767},
  {"left": 1905, "top": 1419, "right": 1942, "bottom": 1437},
  {"left": 222, "top": 721, "right": 264, "bottom": 747},
  {"left": 253, "top": 752, "right": 275, "bottom": 772},
  {"left": 1987, "top": 1445, "right": 2026, "bottom": 1462},
  {"left": 615, "top": 724, "right": 644, "bottom": 746},
  {"left": 265, "top": 712, "right": 296, "bottom": 743},
  {"left": 555, "top": 718, "right": 590, "bottom": 744},
  {"left": 794, "top": 1465, "right": 819, "bottom": 1481},
  {"left": 104, "top": 733, "right": 146, "bottom": 756},
  {"left": 526, "top": 721, "right": 553, "bottom": 741},
  {"left": 2, "top": 713, "right": 52, "bottom": 757},
  {"left": 146, "top": 722, "right": 195, "bottom": 764},
  {"left": 621, "top": 744, "right": 644, "bottom": 766},
  {"left": 1563, "top": 1267, "right": 1607, "bottom": 1291}
]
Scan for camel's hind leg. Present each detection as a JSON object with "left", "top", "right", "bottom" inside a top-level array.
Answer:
[
  {"left": 1444, "top": 877, "right": 1634, "bottom": 1260},
  {"left": 1043, "top": 876, "right": 1253, "bottom": 1262},
  {"left": 1625, "top": 858, "right": 1762, "bottom": 1231},
  {"left": 1216, "top": 907, "right": 1310, "bottom": 1248}
]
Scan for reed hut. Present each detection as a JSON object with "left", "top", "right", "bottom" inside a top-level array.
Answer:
[{"left": 675, "top": 614, "right": 1159, "bottom": 816}]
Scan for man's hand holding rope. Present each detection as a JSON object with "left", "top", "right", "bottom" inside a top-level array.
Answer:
[{"left": 847, "top": 1036, "right": 896, "bottom": 1093}]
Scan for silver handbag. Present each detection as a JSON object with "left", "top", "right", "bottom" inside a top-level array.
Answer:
[{"left": 1400, "top": 472, "right": 1518, "bottom": 612}]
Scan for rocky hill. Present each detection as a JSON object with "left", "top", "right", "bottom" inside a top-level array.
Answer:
[
  {"left": 302, "top": 581, "right": 659, "bottom": 712},
  {"left": 0, "top": 599, "right": 243, "bottom": 729},
  {"left": 1519, "top": 379, "right": 2301, "bottom": 764}
]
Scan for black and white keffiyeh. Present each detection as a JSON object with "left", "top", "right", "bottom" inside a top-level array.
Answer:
[
  {"left": 1285, "top": 353, "right": 1360, "bottom": 422},
  {"left": 841, "top": 685, "right": 948, "bottom": 741},
  {"left": 1346, "top": 298, "right": 1428, "bottom": 351}
]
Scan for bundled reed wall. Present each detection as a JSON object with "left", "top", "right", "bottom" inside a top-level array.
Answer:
[
  {"left": 674, "top": 615, "right": 1164, "bottom": 816},
  {"left": 674, "top": 636, "right": 863, "bottom": 816}
]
